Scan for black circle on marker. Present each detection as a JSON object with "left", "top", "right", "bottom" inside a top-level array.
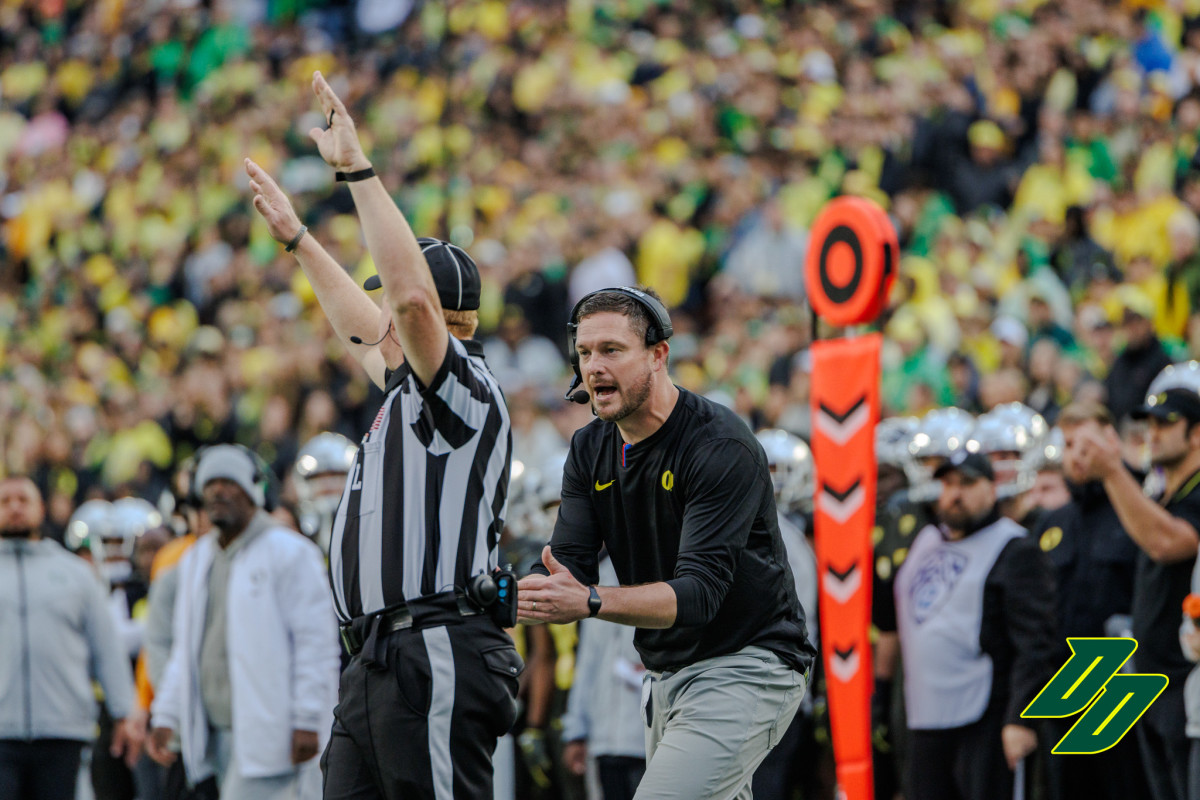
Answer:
[{"left": 819, "top": 225, "right": 863, "bottom": 305}]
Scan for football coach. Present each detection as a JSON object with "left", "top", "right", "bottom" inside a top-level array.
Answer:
[{"left": 518, "top": 286, "right": 815, "bottom": 799}]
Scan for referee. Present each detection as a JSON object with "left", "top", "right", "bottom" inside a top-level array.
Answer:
[
  {"left": 247, "top": 72, "right": 521, "bottom": 799},
  {"left": 518, "top": 287, "right": 815, "bottom": 799}
]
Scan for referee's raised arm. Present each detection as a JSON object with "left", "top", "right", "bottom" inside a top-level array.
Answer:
[
  {"left": 308, "top": 70, "right": 449, "bottom": 388},
  {"left": 244, "top": 157, "right": 394, "bottom": 389}
]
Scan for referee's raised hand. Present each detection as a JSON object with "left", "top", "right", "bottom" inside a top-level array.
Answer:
[
  {"left": 308, "top": 71, "right": 372, "bottom": 173},
  {"left": 245, "top": 158, "right": 303, "bottom": 245}
]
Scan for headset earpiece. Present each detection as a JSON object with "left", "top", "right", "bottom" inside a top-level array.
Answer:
[{"left": 243, "top": 445, "right": 278, "bottom": 512}]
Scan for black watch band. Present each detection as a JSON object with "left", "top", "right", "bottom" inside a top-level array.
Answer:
[
  {"left": 335, "top": 166, "right": 376, "bottom": 182},
  {"left": 587, "top": 585, "right": 602, "bottom": 618}
]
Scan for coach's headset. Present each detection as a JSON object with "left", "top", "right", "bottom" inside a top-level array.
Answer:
[
  {"left": 564, "top": 286, "right": 674, "bottom": 405},
  {"left": 189, "top": 443, "right": 280, "bottom": 513}
]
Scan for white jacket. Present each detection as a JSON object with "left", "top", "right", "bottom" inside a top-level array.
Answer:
[{"left": 152, "top": 521, "right": 339, "bottom": 783}]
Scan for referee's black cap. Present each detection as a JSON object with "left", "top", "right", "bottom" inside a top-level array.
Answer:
[{"left": 363, "top": 238, "right": 480, "bottom": 311}]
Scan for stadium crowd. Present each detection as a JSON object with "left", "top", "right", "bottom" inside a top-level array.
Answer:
[{"left": 5, "top": 0, "right": 1200, "bottom": 798}]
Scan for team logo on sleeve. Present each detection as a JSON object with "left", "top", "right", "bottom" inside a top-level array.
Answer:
[{"left": 1039, "top": 526, "right": 1063, "bottom": 552}]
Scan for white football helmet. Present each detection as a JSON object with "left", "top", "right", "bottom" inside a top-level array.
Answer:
[
  {"left": 531, "top": 450, "right": 570, "bottom": 539},
  {"left": 1145, "top": 361, "right": 1200, "bottom": 402},
  {"left": 876, "top": 416, "right": 922, "bottom": 484},
  {"left": 967, "top": 403, "right": 1047, "bottom": 499},
  {"left": 109, "top": 498, "right": 165, "bottom": 549},
  {"left": 294, "top": 432, "right": 358, "bottom": 552},
  {"left": 503, "top": 459, "right": 542, "bottom": 541},
  {"left": 105, "top": 498, "right": 166, "bottom": 584},
  {"left": 1031, "top": 427, "right": 1065, "bottom": 470},
  {"left": 907, "top": 407, "right": 975, "bottom": 500},
  {"left": 756, "top": 429, "right": 815, "bottom": 516},
  {"left": 909, "top": 407, "right": 976, "bottom": 462},
  {"left": 66, "top": 499, "right": 115, "bottom": 556}
]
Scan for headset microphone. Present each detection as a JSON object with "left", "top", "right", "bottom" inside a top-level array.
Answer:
[
  {"left": 350, "top": 324, "right": 393, "bottom": 347},
  {"left": 564, "top": 375, "right": 591, "bottom": 405}
]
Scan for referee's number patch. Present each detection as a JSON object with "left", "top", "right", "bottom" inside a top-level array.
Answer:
[{"left": 661, "top": 471, "right": 674, "bottom": 491}]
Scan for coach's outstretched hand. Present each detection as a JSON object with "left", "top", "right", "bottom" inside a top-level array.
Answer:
[
  {"left": 245, "top": 158, "right": 303, "bottom": 245},
  {"left": 516, "top": 547, "right": 590, "bottom": 625},
  {"left": 309, "top": 71, "right": 372, "bottom": 173}
]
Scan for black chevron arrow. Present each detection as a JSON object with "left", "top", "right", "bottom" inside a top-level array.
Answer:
[
  {"left": 824, "top": 562, "right": 862, "bottom": 603},
  {"left": 823, "top": 480, "right": 862, "bottom": 503},
  {"left": 827, "top": 563, "right": 857, "bottom": 582},
  {"left": 818, "top": 397, "right": 866, "bottom": 424},
  {"left": 828, "top": 644, "right": 861, "bottom": 683}
]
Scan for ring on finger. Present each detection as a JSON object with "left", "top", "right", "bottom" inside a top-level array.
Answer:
[{"left": 532, "top": 601, "right": 537, "bottom": 612}]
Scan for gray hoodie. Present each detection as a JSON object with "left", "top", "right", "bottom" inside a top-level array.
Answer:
[{"left": 0, "top": 538, "right": 134, "bottom": 741}]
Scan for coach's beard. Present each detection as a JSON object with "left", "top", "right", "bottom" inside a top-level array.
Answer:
[{"left": 594, "top": 371, "right": 653, "bottom": 423}]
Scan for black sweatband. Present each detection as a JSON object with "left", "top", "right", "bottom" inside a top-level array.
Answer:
[
  {"left": 335, "top": 167, "right": 376, "bottom": 182},
  {"left": 284, "top": 225, "right": 308, "bottom": 253}
]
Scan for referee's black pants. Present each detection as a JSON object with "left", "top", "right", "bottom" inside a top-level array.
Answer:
[{"left": 321, "top": 599, "right": 523, "bottom": 800}]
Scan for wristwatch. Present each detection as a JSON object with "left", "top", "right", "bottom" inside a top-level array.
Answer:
[{"left": 587, "top": 585, "right": 602, "bottom": 618}]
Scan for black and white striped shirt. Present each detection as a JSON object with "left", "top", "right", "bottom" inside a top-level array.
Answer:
[{"left": 329, "top": 336, "right": 512, "bottom": 623}]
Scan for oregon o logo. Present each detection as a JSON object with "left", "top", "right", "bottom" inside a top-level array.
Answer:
[
  {"left": 804, "top": 196, "right": 897, "bottom": 327},
  {"left": 661, "top": 471, "right": 674, "bottom": 491},
  {"left": 1040, "top": 526, "right": 1063, "bottom": 552}
]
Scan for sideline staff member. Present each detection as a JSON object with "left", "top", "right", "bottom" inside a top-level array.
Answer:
[
  {"left": 1076, "top": 386, "right": 1200, "bottom": 800},
  {"left": 889, "top": 452, "right": 1057, "bottom": 800},
  {"left": 519, "top": 287, "right": 815, "bottom": 800},
  {"left": 246, "top": 71, "right": 520, "bottom": 800},
  {"left": 1030, "top": 402, "right": 1146, "bottom": 800},
  {"left": 0, "top": 478, "right": 135, "bottom": 800}
]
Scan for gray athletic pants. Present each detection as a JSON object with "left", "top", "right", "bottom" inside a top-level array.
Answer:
[{"left": 635, "top": 646, "right": 807, "bottom": 800}]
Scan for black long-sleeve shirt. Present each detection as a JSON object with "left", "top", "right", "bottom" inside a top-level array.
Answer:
[
  {"left": 1030, "top": 477, "right": 1139, "bottom": 652},
  {"left": 1132, "top": 469, "right": 1200, "bottom": 681},
  {"left": 535, "top": 388, "right": 815, "bottom": 673},
  {"left": 981, "top": 534, "right": 1061, "bottom": 726}
]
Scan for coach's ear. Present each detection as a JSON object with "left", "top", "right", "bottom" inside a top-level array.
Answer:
[
  {"left": 542, "top": 546, "right": 568, "bottom": 575},
  {"left": 651, "top": 340, "right": 670, "bottom": 372}
]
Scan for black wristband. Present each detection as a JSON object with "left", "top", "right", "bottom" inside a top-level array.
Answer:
[
  {"left": 587, "top": 585, "right": 602, "bottom": 618},
  {"left": 335, "top": 166, "right": 376, "bottom": 182},
  {"left": 284, "top": 225, "right": 307, "bottom": 253}
]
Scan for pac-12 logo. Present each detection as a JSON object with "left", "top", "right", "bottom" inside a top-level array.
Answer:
[{"left": 1021, "top": 638, "right": 1167, "bottom": 754}]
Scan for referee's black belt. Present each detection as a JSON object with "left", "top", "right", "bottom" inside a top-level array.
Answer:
[{"left": 340, "top": 590, "right": 482, "bottom": 658}]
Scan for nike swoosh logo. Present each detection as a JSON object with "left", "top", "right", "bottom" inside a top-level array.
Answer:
[{"left": 595, "top": 480, "right": 615, "bottom": 491}]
